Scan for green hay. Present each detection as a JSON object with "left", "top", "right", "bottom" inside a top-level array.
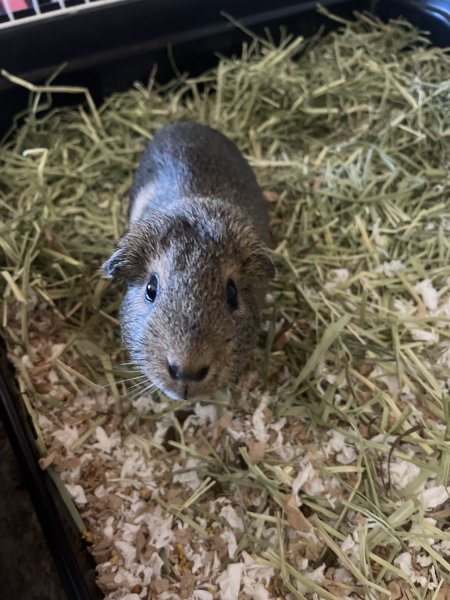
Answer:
[{"left": 1, "top": 9, "right": 450, "bottom": 598}]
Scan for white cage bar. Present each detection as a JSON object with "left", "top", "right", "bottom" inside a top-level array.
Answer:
[{"left": 0, "top": 0, "right": 127, "bottom": 29}]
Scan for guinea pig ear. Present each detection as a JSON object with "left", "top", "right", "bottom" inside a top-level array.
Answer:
[
  {"left": 100, "top": 222, "right": 160, "bottom": 283},
  {"left": 242, "top": 241, "right": 276, "bottom": 282},
  {"left": 101, "top": 244, "right": 127, "bottom": 280}
]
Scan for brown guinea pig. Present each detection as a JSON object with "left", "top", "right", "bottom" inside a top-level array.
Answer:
[{"left": 102, "top": 121, "right": 274, "bottom": 401}]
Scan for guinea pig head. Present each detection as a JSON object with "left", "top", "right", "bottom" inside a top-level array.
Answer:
[{"left": 102, "top": 203, "right": 274, "bottom": 401}]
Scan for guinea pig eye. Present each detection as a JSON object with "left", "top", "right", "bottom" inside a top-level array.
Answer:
[
  {"left": 145, "top": 273, "right": 159, "bottom": 303},
  {"left": 226, "top": 279, "right": 238, "bottom": 311}
]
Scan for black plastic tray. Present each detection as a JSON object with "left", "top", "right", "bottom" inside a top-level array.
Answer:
[{"left": 0, "top": 1, "right": 448, "bottom": 598}]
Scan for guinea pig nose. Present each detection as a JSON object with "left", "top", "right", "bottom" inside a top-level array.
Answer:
[
  {"left": 167, "top": 361, "right": 209, "bottom": 382},
  {"left": 167, "top": 361, "right": 181, "bottom": 381},
  {"left": 195, "top": 365, "right": 209, "bottom": 382}
]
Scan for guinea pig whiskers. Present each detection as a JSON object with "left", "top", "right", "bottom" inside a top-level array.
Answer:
[
  {"left": 115, "top": 361, "right": 144, "bottom": 369},
  {"left": 126, "top": 376, "right": 154, "bottom": 393},
  {"left": 98, "top": 372, "right": 147, "bottom": 390},
  {"left": 128, "top": 380, "right": 158, "bottom": 400},
  {"left": 127, "top": 379, "right": 151, "bottom": 396}
]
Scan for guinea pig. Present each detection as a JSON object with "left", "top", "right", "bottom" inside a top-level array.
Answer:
[{"left": 102, "top": 121, "right": 274, "bottom": 401}]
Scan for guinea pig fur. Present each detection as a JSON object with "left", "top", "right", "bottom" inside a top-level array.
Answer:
[{"left": 102, "top": 122, "right": 274, "bottom": 401}]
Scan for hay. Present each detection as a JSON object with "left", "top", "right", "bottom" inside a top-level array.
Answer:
[{"left": 1, "top": 9, "right": 450, "bottom": 599}]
